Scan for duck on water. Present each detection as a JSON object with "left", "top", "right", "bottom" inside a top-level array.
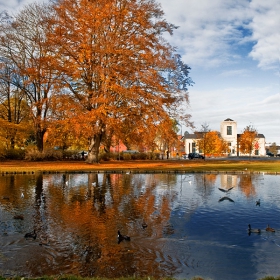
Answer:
[
  {"left": 248, "top": 224, "right": 261, "bottom": 234},
  {"left": 24, "top": 229, "right": 37, "bottom": 240},
  {"left": 118, "top": 230, "right": 130, "bottom": 244}
]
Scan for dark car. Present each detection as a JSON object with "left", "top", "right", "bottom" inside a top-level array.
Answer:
[
  {"left": 188, "top": 153, "right": 205, "bottom": 160},
  {"left": 266, "top": 152, "right": 274, "bottom": 157}
]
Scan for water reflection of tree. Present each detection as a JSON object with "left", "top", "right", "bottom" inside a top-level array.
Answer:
[
  {"left": 238, "top": 174, "right": 257, "bottom": 197},
  {"left": 0, "top": 174, "right": 37, "bottom": 220},
  {"left": 193, "top": 173, "right": 217, "bottom": 197},
  {"left": 40, "top": 173, "right": 176, "bottom": 277}
]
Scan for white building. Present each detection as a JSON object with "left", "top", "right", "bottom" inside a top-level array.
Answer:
[{"left": 183, "top": 118, "right": 266, "bottom": 156}]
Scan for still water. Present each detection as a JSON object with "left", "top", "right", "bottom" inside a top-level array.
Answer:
[{"left": 1, "top": 172, "right": 280, "bottom": 280}]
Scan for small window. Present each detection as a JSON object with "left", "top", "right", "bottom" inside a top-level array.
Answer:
[
  {"left": 255, "top": 150, "right": 259, "bottom": 155},
  {"left": 227, "top": 126, "right": 232, "bottom": 135},
  {"left": 192, "top": 142, "right": 195, "bottom": 153}
]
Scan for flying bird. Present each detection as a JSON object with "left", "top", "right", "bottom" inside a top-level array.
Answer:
[
  {"left": 219, "top": 196, "right": 234, "bottom": 203},
  {"left": 218, "top": 187, "right": 234, "bottom": 193}
]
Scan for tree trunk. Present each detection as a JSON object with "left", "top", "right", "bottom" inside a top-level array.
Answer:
[
  {"left": 87, "top": 133, "right": 103, "bottom": 163},
  {"left": 36, "top": 129, "right": 46, "bottom": 152}
]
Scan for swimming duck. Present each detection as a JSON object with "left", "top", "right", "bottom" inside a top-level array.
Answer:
[
  {"left": 266, "top": 224, "right": 275, "bottom": 232},
  {"left": 256, "top": 199, "right": 260, "bottom": 206},
  {"left": 24, "top": 229, "right": 37, "bottom": 240},
  {"left": 142, "top": 222, "right": 148, "bottom": 229},
  {"left": 13, "top": 215, "right": 24, "bottom": 220},
  {"left": 118, "top": 230, "right": 130, "bottom": 243},
  {"left": 248, "top": 224, "right": 261, "bottom": 234}
]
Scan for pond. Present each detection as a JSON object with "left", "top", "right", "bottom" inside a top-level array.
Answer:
[{"left": 1, "top": 172, "right": 280, "bottom": 280}]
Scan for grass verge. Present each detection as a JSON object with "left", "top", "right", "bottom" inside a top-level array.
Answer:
[{"left": 0, "top": 159, "right": 280, "bottom": 174}]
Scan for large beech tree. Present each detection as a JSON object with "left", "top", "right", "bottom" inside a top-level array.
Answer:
[{"left": 48, "top": 0, "right": 193, "bottom": 163}]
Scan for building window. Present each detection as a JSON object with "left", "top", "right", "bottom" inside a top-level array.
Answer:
[
  {"left": 192, "top": 143, "right": 195, "bottom": 152},
  {"left": 255, "top": 150, "right": 259, "bottom": 155},
  {"left": 227, "top": 126, "right": 232, "bottom": 135}
]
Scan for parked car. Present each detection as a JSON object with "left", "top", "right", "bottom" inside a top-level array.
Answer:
[
  {"left": 266, "top": 152, "right": 274, "bottom": 157},
  {"left": 123, "top": 150, "right": 139, "bottom": 154},
  {"left": 276, "top": 154, "right": 280, "bottom": 157},
  {"left": 188, "top": 153, "right": 205, "bottom": 160}
]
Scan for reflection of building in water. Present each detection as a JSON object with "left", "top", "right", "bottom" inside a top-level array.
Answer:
[{"left": 220, "top": 174, "right": 237, "bottom": 189}]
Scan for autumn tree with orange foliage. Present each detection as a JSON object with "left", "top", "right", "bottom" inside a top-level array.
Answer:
[
  {"left": 0, "top": 58, "right": 33, "bottom": 149},
  {"left": 197, "top": 131, "right": 229, "bottom": 156},
  {"left": 46, "top": 0, "right": 193, "bottom": 163},
  {"left": 238, "top": 125, "right": 257, "bottom": 156},
  {"left": 0, "top": 3, "right": 59, "bottom": 152}
]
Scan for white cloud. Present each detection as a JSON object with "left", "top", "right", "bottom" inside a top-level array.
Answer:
[
  {"left": 248, "top": 0, "right": 280, "bottom": 69},
  {"left": 219, "top": 69, "right": 251, "bottom": 77},
  {"left": 187, "top": 86, "right": 280, "bottom": 143},
  {"left": 160, "top": 0, "right": 280, "bottom": 70},
  {"left": 252, "top": 93, "right": 280, "bottom": 105},
  {"left": 160, "top": 0, "right": 251, "bottom": 67}
]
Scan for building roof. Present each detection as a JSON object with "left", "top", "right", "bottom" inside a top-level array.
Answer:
[
  {"left": 184, "top": 131, "right": 222, "bottom": 139},
  {"left": 237, "top": 133, "right": 265, "bottom": 139},
  {"left": 224, "top": 118, "right": 234, "bottom": 121}
]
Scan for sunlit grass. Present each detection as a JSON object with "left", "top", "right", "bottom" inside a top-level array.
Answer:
[{"left": 0, "top": 159, "right": 280, "bottom": 173}]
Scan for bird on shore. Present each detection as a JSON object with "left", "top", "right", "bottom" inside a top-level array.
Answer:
[
  {"left": 248, "top": 224, "right": 261, "bottom": 234},
  {"left": 24, "top": 229, "right": 37, "bottom": 240},
  {"left": 118, "top": 230, "right": 130, "bottom": 244},
  {"left": 266, "top": 224, "right": 275, "bottom": 232},
  {"left": 256, "top": 199, "right": 260, "bottom": 206}
]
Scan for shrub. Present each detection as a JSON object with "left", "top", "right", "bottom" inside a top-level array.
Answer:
[
  {"left": 122, "top": 153, "right": 131, "bottom": 160},
  {"left": 134, "top": 152, "right": 148, "bottom": 160},
  {"left": 63, "top": 150, "right": 78, "bottom": 160},
  {"left": 25, "top": 147, "right": 63, "bottom": 161},
  {"left": 5, "top": 148, "right": 25, "bottom": 160}
]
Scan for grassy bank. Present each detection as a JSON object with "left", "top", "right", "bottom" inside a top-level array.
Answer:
[{"left": 0, "top": 159, "right": 280, "bottom": 174}]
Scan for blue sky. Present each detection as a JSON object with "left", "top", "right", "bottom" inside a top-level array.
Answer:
[
  {"left": 160, "top": 0, "right": 280, "bottom": 145},
  {"left": 1, "top": 0, "right": 279, "bottom": 144}
]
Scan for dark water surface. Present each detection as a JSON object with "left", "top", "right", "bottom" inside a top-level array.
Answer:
[{"left": 1, "top": 172, "right": 280, "bottom": 280}]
